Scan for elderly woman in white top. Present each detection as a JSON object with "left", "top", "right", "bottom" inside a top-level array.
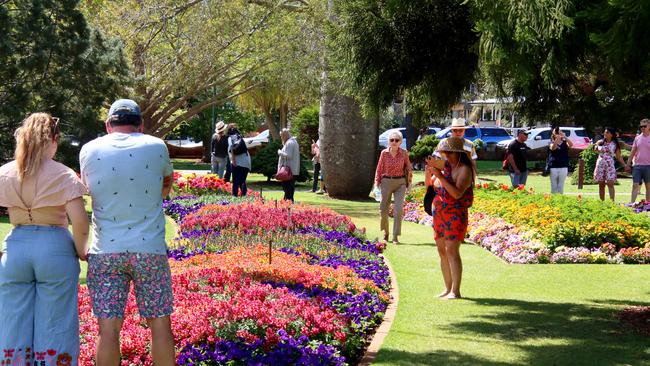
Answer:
[{"left": 278, "top": 128, "right": 301, "bottom": 202}]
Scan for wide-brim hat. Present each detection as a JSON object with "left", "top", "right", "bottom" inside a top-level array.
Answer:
[
  {"left": 215, "top": 121, "right": 227, "bottom": 134},
  {"left": 450, "top": 118, "right": 468, "bottom": 129},
  {"left": 436, "top": 136, "right": 471, "bottom": 157}
]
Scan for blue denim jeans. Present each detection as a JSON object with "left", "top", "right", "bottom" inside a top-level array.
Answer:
[
  {"left": 510, "top": 170, "right": 529, "bottom": 187},
  {"left": 211, "top": 155, "right": 228, "bottom": 178},
  {"left": 0, "top": 225, "right": 80, "bottom": 365}
]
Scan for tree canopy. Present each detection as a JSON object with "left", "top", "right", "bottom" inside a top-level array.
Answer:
[
  {"left": 469, "top": 0, "right": 650, "bottom": 129},
  {"left": 0, "top": 0, "right": 128, "bottom": 161},
  {"left": 330, "top": 0, "right": 479, "bottom": 113}
]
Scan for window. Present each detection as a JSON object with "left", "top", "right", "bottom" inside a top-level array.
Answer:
[
  {"left": 464, "top": 128, "right": 478, "bottom": 138},
  {"left": 480, "top": 128, "right": 510, "bottom": 137},
  {"left": 538, "top": 130, "right": 551, "bottom": 140}
]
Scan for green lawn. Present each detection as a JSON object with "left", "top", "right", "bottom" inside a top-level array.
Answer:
[{"left": 252, "top": 188, "right": 650, "bottom": 366}]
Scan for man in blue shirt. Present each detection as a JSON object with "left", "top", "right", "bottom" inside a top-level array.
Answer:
[{"left": 80, "top": 99, "right": 175, "bottom": 365}]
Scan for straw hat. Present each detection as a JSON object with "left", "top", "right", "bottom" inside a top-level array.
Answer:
[
  {"left": 215, "top": 121, "right": 227, "bottom": 134},
  {"left": 436, "top": 136, "right": 471, "bottom": 157},
  {"left": 450, "top": 118, "right": 468, "bottom": 129}
]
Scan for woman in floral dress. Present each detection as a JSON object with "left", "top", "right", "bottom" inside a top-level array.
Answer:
[
  {"left": 426, "top": 137, "right": 474, "bottom": 299},
  {"left": 593, "top": 127, "right": 626, "bottom": 201}
]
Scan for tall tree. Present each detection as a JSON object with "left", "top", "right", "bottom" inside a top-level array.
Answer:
[
  {"left": 0, "top": 0, "right": 128, "bottom": 162},
  {"left": 83, "top": 0, "right": 311, "bottom": 138},
  {"left": 321, "top": 0, "right": 478, "bottom": 198},
  {"left": 469, "top": 0, "right": 650, "bottom": 129}
]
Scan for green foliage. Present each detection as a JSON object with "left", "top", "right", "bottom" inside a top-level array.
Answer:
[
  {"left": 290, "top": 105, "right": 320, "bottom": 157},
  {"left": 251, "top": 140, "right": 311, "bottom": 183},
  {"left": 473, "top": 138, "right": 485, "bottom": 151},
  {"left": 473, "top": 187, "right": 650, "bottom": 249},
  {"left": 408, "top": 135, "right": 440, "bottom": 162},
  {"left": 570, "top": 144, "right": 598, "bottom": 185},
  {"left": 331, "top": 0, "right": 478, "bottom": 113},
  {"left": 0, "top": 1, "right": 129, "bottom": 162},
  {"left": 468, "top": 0, "right": 650, "bottom": 130}
]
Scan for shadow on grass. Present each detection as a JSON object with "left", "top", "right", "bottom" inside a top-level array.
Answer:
[
  {"left": 445, "top": 297, "right": 649, "bottom": 365},
  {"left": 375, "top": 349, "right": 512, "bottom": 366}
]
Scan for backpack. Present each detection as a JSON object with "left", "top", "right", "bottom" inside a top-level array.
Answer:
[
  {"left": 502, "top": 152, "right": 510, "bottom": 171},
  {"left": 230, "top": 133, "right": 248, "bottom": 155}
]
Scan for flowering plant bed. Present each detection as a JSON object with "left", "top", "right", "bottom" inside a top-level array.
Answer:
[
  {"left": 403, "top": 184, "right": 650, "bottom": 264},
  {"left": 78, "top": 190, "right": 390, "bottom": 365}
]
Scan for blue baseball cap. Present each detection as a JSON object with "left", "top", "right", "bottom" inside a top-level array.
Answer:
[{"left": 107, "top": 99, "right": 141, "bottom": 119}]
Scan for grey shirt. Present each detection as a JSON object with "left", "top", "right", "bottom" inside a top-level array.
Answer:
[{"left": 278, "top": 137, "right": 300, "bottom": 176}]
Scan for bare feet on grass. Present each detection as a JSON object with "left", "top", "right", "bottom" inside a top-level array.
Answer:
[
  {"left": 442, "top": 293, "right": 462, "bottom": 300},
  {"left": 437, "top": 290, "right": 450, "bottom": 298}
]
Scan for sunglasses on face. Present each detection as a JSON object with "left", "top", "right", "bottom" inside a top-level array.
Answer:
[
  {"left": 640, "top": 125, "right": 647, "bottom": 129},
  {"left": 389, "top": 138, "right": 400, "bottom": 142},
  {"left": 51, "top": 117, "right": 60, "bottom": 136},
  {"left": 451, "top": 129, "right": 464, "bottom": 133}
]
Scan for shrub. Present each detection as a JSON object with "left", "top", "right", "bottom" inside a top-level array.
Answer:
[
  {"left": 251, "top": 140, "right": 311, "bottom": 182},
  {"left": 473, "top": 138, "right": 485, "bottom": 151},
  {"left": 408, "top": 135, "right": 439, "bottom": 162},
  {"left": 290, "top": 105, "right": 320, "bottom": 157}
]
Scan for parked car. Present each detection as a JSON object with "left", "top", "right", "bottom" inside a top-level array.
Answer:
[
  {"left": 497, "top": 127, "right": 592, "bottom": 151},
  {"left": 435, "top": 126, "right": 512, "bottom": 151},
  {"left": 378, "top": 127, "right": 440, "bottom": 149},
  {"left": 244, "top": 129, "right": 269, "bottom": 149}
]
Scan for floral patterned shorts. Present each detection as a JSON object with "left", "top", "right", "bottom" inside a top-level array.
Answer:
[{"left": 87, "top": 253, "right": 173, "bottom": 319}]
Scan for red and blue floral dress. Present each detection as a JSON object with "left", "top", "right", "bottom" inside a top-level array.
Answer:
[{"left": 433, "top": 162, "right": 474, "bottom": 241}]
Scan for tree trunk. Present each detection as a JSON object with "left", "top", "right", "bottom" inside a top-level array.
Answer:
[
  {"left": 265, "top": 109, "right": 279, "bottom": 141},
  {"left": 320, "top": 92, "right": 378, "bottom": 199}
]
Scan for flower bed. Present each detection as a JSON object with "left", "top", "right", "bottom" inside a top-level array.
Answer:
[
  {"left": 403, "top": 183, "right": 650, "bottom": 264},
  {"left": 78, "top": 188, "right": 390, "bottom": 365}
]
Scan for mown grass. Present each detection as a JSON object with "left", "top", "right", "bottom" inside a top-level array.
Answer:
[{"left": 253, "top": 187, "right": 649, "bottom": 366}]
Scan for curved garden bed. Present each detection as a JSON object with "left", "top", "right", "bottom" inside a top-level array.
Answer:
[
  {"left": 78, "top": 174, "right": 391, "bottom": 365},
  {"left": 403, "top": 183, "right": 650, "bottom": 264}
]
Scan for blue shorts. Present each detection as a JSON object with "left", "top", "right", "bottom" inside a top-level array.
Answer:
[{"left": 632, "top": 165, "right": 650, "bottom": 184}]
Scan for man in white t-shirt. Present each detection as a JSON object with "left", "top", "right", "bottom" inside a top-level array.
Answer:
[
  {"left": 79, "top": 99, "right": 175, "bottom": 365},
  {"left": 434, "top": 118, "right": 478, "bottom": 173}
]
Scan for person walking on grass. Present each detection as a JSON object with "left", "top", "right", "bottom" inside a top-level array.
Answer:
[
  {"left": 427, "top": 137, "right": 474, "bottom": 300},
  {"left": 593, "top": 127, "right": 626, "bottom": 201},
  {"left": 626, "top": 118, "right": 650, "bottom": 203},
  {"left": 80, "top": 99, "right": 175, "bottom": 366},
  {"left": 374, "top": 130, "right": 412, "bottom": 244},
  {"left": 507, "top": 130, "right": 530, "bottom": 187},
  {"left": 548, "top": 127, "right": 573, "bottom": 194},
  {"left": 434, "top": 118, "right": 477, "bottom": 173},
  {"left": 0, "top": 113, "right": 89, "bottom": 365}
]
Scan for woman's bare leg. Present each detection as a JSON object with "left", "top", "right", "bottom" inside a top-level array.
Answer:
[
  {"left": 435, "top": 237, "right": 451, "bottom": 297},
  {"left": 444, "top": 239, "right": 463, "bottom": 299}
]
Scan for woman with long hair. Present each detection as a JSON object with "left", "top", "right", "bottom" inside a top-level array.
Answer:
[
  {"left": 0, "top": 113, "right": 88, "bottom": 364},
  {"left": 593, "top": 127, "right": 626, "bottom": 200},
  {"left": 426, "top": 137, "right": 474, "bottom": 299},
  {"left": 374, "top": 130, "right": 412, "bottom": 243},
  {"left": 548, "top": 127, "right": 573, "bottom": 194}
]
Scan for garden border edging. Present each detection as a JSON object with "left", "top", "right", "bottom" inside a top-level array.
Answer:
[{"left": 359, "top": 255, "right": 399, "bottom": 366}]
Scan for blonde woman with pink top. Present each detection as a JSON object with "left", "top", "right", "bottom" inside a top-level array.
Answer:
[{"left": 0, "top": 113, "right": 89, "bottom": 365}]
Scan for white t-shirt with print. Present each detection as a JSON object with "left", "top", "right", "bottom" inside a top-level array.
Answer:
[{"left": 80, "top": 133, "right": 173, "bottom": 255}]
